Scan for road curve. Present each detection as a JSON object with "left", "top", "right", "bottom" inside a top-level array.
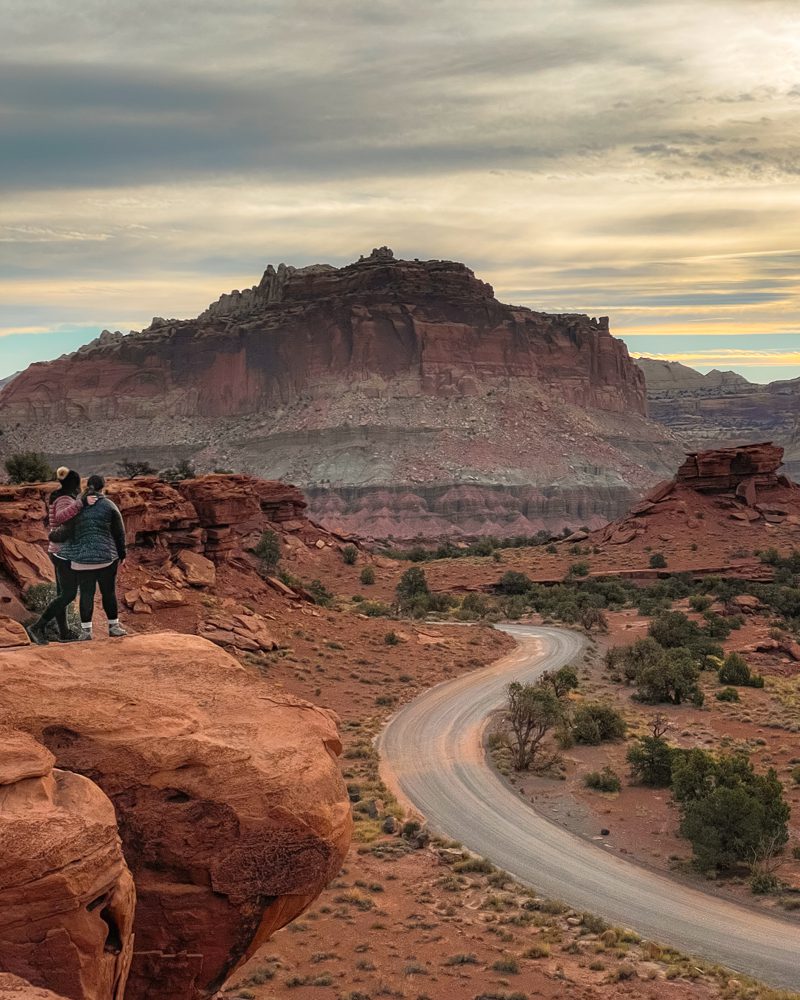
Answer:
[{"left": 377, "top": 624, "right": 800, "bottom": 989}]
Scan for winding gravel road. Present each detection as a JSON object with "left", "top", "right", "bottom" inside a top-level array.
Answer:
[{"left": 378, "top": 624, "right": 800, "bottom": 988}]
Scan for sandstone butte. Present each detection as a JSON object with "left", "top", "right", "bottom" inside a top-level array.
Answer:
[
  {"left": 0, "top": 247, "right": 684, "bottom": 539},
  {"left": 0, "top": 635, "right": 352, "bottom": 1000}
]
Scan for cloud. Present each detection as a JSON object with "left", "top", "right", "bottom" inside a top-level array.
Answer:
[{"left": 1, "top": 0, "right": 800, "bottom": 382}]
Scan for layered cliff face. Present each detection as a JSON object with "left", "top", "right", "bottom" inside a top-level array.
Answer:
[
  {"left": 636, "top": 358, "right": 800, "bottom": 479},
  {"left": 0, "top": 249, "right": 682, "bottom": 538}
]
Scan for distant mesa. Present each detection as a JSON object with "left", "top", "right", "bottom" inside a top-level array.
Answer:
[{"left": 0, "top": 249, "right": 684, "bottom": 538}]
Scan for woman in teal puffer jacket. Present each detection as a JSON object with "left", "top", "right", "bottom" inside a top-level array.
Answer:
[{"left": 57, "top": 474, "right": 128, "bottom": 640}]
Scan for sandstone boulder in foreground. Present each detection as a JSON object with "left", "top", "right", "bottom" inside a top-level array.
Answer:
[
  {"left": 0, "top": 729, "right": 135, "bottom": 1000},
  {"left": 0, "top": 634, "right": 352, "bottom": 1000},
  {"left": 0, "top": 974, "right": 71, "bottom": 1000}
]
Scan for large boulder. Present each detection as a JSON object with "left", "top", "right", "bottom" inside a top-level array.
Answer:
[
  {"left": 0, "top": 974, "right": 71, "bottom": 1000},
  {"left": 0, "top": 536, "right": 53, "bottom": 590},
  {"left": 0, "top": 634, "right": 351, "bottom": 1000},
  {"left": 0, "top": 729, "right": 135, "bottom": 1000}
]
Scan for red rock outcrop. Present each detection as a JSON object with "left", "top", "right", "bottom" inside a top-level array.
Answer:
[
  {"left": 0, "top": 729, "right": 135, "bottom": 1000},
  {"left": 0, "top": 249, "right": 682, "bottom": 538},
  {"left": 0, "top": 974, "right": 70, "bottom": 1000},
  {"left": 0, "top": 634, "right": 352, "bottom": 1000},
  {"left": 676, "top": 442, "right": 784, "bottom": 493},
  {"left": 0, "top": 474, "right": 325, "bottom": 596}
]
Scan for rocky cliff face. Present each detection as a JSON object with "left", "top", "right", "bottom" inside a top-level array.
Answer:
[
  {"left": 0, "top": 636, "right": 352, "bottom": 1000},
  {"left": 0, "top": 249, "right": 682, "bottom": 538},
  {"left": 636, "top": 358, "right": 800, "bottom": 479}
]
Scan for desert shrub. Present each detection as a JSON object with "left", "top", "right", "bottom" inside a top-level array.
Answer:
[
  {"left": 396, "top": 567, "right": 429, "bottom": 604},
  {"left": 672, "top": 750, "right": 789, "bottom": 872},
  {"left": 497, "top": 571, "right": 532, "bottom": 595},
  {"left": 384, "top": 631, "right": 399, "bottom": 646},
  {"left": 459, "top": 591, "right": 492, "bottom": 619},
  {"left": 161, "top": 458, "right": 196, "bottom": 481},
  {"left": 491, "top": 957, "right": 520, "bottom": 974},
  {"left": 634, "top": 646, "right": 703, "bottom": 706},
  {"left": 359, "top": 566, "right": 376, "bottom": 585},
  {"left": 627, "top": 735, "right": 675, "bottom": 787},
  {"left": 541, "top": 664, "right": 578, "bottom": 698},
  {"left": 585, "top": 767, "right": 621, "bottom": 792},
  {"left": 307, "top": 579, "right": 333, "bottom": 607},
  {"left": 750, "top": 872, "right": 779, "bottom": 894},
  {"left": 117, "top": 458, "right": 156, "bottom": 478},
  {"left": 716, "top": 686, "right": 740, "bottom": 702},
  {"left": 5, "top": 452, "right": 53, "bottom": 484},
  {"left": 361, "top": 600, "right": 391, "bottom": 617},
  {"left": 342, "top": 544, "right": 358, "bottom": 565},
  {"left": 254, "top": 529, "right": 280, "bottom": 571},
  {"left": 718, "top": 652, "right": 763, "bottom": 687},
  {"left": 689, "top": 594, "right": 712, "bottom": 612},
  {"left": 571, "top": 703, "right": 626, "bottom": 745},
  {"left": 649, "top": 552, "right": 667, "bottom": 569},
  {"left": 791, "top": 765, "right": 800, "bottom": 785},
  {"left": 567, "top": 561, "right": 590, "bottom": 578}
]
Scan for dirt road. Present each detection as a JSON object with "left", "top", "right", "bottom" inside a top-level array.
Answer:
[{"left": 378, "top": 624, "right": 800, "bottom": 988}]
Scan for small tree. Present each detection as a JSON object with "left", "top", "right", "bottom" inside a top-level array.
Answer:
[
  {"left": 117, "top": 458, "right": 156, "bottom": 478},
  {"left": 396, "top": 567, "right": 429, "bottom": 604},
  {"left": 719, "top": 652, "right": 762, "bottom": 687},
  {"left": 505, "top": 681, "right": 563, "bottom": 770},
  {"left": 627, "top": 718, "right": 674, "bottom": 787},
  {"left": 5, "top": 452, "right": 54, "bottom": 484},
  {"left": 635, "top": 647, "right": 703, "bottom": 706},
  {"left": 541, "top": 664, "right": 579, "bottom": 698},
  {"left": 649, "top": 552, "right": 667, "bottom": 569},
  {"left": 498, "top": 571, "right": 532, "bottom": 595},
  {"left": 161, "top": 458, "right": 196, "bottom": 482},
  {"left": 360, "top": 566, "right": 376, "bottom": 586},
  {"left": 254, "top": 530, "right": 280, "bottom": 571},
  {"left": 342, "top": 544, "right": 358, "bottom": 565}
]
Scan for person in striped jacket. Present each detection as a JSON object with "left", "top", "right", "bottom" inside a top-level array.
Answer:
[{"left": 27, "top": 466, "right": 84, "bottom": 644}]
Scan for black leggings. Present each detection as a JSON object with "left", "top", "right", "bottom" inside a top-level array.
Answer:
[
  {"left": 40, "top": 556, "right": 79, "bottom": 633},
  {"left": 78, "top": 562, "right": 120, "bottom": 623}
]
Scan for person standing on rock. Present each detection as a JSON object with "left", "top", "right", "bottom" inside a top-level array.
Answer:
[
  {"left": 56, "top": 474, "right": 128, "bottom": 640},
  {"left": 26, "top": 467, "right": 85, "bottom": 644}
]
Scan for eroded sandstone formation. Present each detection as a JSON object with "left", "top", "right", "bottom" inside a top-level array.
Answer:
[
  {"left": 0, "top": 730, "right": 135, "bottom": 1000},
  {"left": 636, "top": 357, "right": 800, "bottom": 478},
  {"left": 0, "top": 634, "right": 352, "bottom": 1000},
  {"left": 0, "top": 249, "right": 682, "bottom": 537}
]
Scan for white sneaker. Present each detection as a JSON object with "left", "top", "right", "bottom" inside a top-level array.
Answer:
[
  {"left": 78, "top": 629, "right": 93, "bottom": 641},
  {"left": 108, "top": 623, "right": 128, "bottom": 638}
]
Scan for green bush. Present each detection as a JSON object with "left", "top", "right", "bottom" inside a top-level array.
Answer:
[
  {"left": 161, "top": 458, "right": 196, "bottom": 481},
  {"left": 585, "top": 767, "right": 621, "bottom": 792},
  {"left": 689, "top": 595, "right": 712, "bottom": 612},
  {"left": 572, "top": 702, "right": 626, "bottom": 744},
  {"left": 567, "top": 561, "right": 590, "bottom": 578},
  {"left": 649, "top": 552, "right": 667, "bottom": 569},
  {"left": 359, "top": 566, "right": 376, "bottom": 585},
  {"left": 718, "top": 652, "right": 763, "bottom": 688},
  {"left": 342, "top": 544, "right": 358, "bottom": 565},
  {"left": 716, "top": 686, "right": 740, "bottom": 702},
  {"left": 750, "top": 872, "right": 779, "bottom": 895},
  {"left": 254, "top": 530, "right": 280, "bottom": 571},
  {"left": 361, "top": 600, "right": 391, "bottom": 617},
  {"left": 627, "top": 735, "right": 675, "bottom": 787},
  {"left": 498, "top": 571, "right": 532, "bottom": 595},
  {"left": 790, "top": 765, "right": 800, "bottom": 785},
  {"left": 384, "top": 631, "right": 399, "bottom": 646},
  {"left": 5, "top": 452, "right": 54, "bottom": 484}
]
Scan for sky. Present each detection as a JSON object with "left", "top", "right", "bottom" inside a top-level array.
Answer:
[{"left": 2, "top": 0, "right": 800, "bottom": 383}]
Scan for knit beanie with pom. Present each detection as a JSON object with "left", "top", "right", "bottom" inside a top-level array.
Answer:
[
  {"left": 56, "top": 467, "right": 81, "bottom": 494},
  {"left": 57, "top": 466, "right": 70, "bottom": 480}
]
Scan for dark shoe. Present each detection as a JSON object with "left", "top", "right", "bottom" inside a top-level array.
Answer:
[
  {"left": 57, "top": 628, "right": 81, "bottom": 643},
  {"left": 77, "top": 629, "right": 93, "bottom": 641},
  {"left": 26, "top": 621, "right": 50, "bottom": 646}
]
